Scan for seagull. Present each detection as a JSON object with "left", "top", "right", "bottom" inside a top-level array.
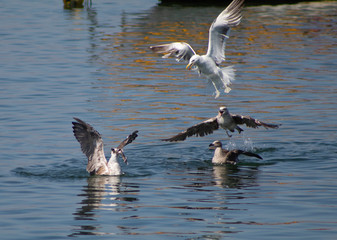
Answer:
[
  {"left": 72, "top": 117, "right": 138, "bottom": 176},
  {"left": 162, "top": 106, "right": 280, "bottom": 142},
  {"left": 150, "top": 0, "right": 244, "bottom": 98},
  {"left": 209, "top": 140, "right": 262, "bottom": 165}
]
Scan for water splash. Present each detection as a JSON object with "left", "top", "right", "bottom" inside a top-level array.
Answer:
[
  {"left": 243, "top": 135, "right": 255, "bottom": 151},
  {"left": 224, "top": 132, "right": 256, "bottom": 151}
]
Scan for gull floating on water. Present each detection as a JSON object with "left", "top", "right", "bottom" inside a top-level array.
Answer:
[
  {"left": 150, "top": 0, "right": 244, "bottom": 98},
  {"left": 209, "top": 140, "right": 262, "bottom": 165},
  {"left": 72, "top": 117, "right": 138, "bottom": 176},
  {"left": 162, "top": 106, "right": 280, "bottom": 142}
]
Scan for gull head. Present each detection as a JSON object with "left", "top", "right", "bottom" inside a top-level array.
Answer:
[
  {"left": 218, "top": 106, "right": 229, "bottom": 116},
  {"left": 111, "top": 148, "right": 128, "bottom": 164},
  {"left": 209, "top": 140, "right": 222, "bottom": 149},
  {"left": 186, "top": 55, "right": 200, "bottom": 70}
]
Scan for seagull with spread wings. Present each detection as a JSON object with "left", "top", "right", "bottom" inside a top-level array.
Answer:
[
  {"left": 150, "top": 0, "right": 244, "bottom": 98},
  {"left": 209, "top": 140, "right": 262, "bottom": 165},
  {"left": 72, "top": 117, "right": 138, "bottom": 176},
  {"left": 162, "top": 106, "right": 280, "bottom": 142}
]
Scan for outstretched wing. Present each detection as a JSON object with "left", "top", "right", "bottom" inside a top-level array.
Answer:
[
  {"left": 225, "top": 149, "right": 262, "bottom": 164},
  {"left": 162, "top": 117, "right": 219, "bottom": 142},
  {"left": 231, "top": 114, "right": 280, "bottom": 129},
  {"left": 116, "top": 131, "right": 138, "bottom": 165},
  {"left": 206, "top": 0, "right": 244, "bottom": 65},
  {"left": 117, "top": 130, "right": 139, "bottom": 150},
  {"left": 236, "top": 150, "right": 263, "bottom": 160},
  {"left": 72, "top": 117, "right": 107, "bottom": 173},
  {"left": 150, "top": 42, "right": 196, "bottom": 62}
]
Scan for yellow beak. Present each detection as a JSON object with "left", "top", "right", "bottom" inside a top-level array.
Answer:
[{"left": 186, "top": 62, "right": 193, "bottom": 70}]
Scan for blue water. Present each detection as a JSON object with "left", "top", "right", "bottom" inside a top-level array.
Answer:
[{"left": 1, "top": 0, "right": 337, "bottom": 239}]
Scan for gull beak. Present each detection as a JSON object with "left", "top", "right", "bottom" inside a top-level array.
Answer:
[
  {"left": 209, "top": 143, "right": 216, "bottom": 150},
  {"left": 186, "top": 62, "right": 193, "bottom": 70}
]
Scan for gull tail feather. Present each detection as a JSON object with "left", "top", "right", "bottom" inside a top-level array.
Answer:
[
  {"left": 211, "top": 66, "right": 236, "bottom": 98},
  {"left": 219, "top": 65, "right": 235, "bottom": 93}
]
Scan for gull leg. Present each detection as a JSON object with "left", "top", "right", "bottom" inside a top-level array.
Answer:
[
  {"left": 215, "top": 90, "right": 220, "bottom": 99},
  {"left": 211, "top": 81, "right": 221, "bottom": 98},
  {"left": 225, "top": 130, "right": 232, "bottom": 138}
]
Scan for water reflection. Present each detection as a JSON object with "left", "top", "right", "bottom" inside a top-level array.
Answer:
[
  {"left": 71, "top": 176, "right": 139, "bottom": 236},
  {"left": 63, "top": 0, "right": 92, "bottom": 9},
  {"left": 69, "top": 165, "right": 260, "bottom": 237},
  {"left": 212, "top": 165, "right": 259, "bottom": 189}
]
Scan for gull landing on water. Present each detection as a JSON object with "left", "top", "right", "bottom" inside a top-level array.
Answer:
[
  {"left": 72, "top": 118, "right": 138, "bottom": 176},
  {"left": 162, "top": 106, "right": 280, "bottom": 142},
  {"left": 209, "top": 140, "right": 262, "bottom": 165},
  {"left": 150, "top": 0, "right": 244, "bottom": 98}
]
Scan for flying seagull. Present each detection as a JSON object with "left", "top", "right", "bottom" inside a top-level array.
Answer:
[
  {"left": 162, "top": 106, "right": 280, "bottom": 142},
  {"left": 209, "top": 140, "right": 262, "bottom": 165},
  {"left": 150, "top": 0, "right": 244, "bottom": 98},
  {"left": 72, "top": 117, "right": 138, "bottom": 176}
]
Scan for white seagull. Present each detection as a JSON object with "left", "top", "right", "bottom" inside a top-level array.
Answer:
[
  {"left": 150, "top": 0, "right": 244, "bottom": 98},
  {"left": 162, "top": 106, "right": 280, "bottom": 142},
  {"left": 209, "top": 140, "right": 262, "bottom": 165},
  {"left": 72, "top": 117, "right": 138, "bottom": 176}
]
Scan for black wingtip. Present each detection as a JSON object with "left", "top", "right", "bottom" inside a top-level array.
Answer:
[
  {"left": 129, "top": 130, "right": 139, "bottom": 141},
  {"left": 72, "top": 117, "right": 81, "bottom": 129},
  {"left": 161, "top": 138, "right": 175, "bottom": 142},
  {"left": 72, "top": 117, "right": 78, "bottom": 125},
  {"left": 72, "top": 117, "right": 86, "bottom": 126},
  {"left": 249, "top": 151, "right": 263, "bottom": 160},
  {"left": 126, "top": 130, "right": 139, "bottom": 145},
  {"left": 241, "top": 151, "right": 263, "bottom": 160},
  {"left": 161, "top": 137, "right": 184, "bottom": 142},
  {"left": 73, "top": 117, "right": 82, "bottom": 122},
  {"left": 267, "top": 123, "right": 281, "bottom": 129}
]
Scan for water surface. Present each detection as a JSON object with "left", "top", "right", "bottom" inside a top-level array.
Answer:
[{"left": 1, "top": 0, "right": 337, "bottom": 239}]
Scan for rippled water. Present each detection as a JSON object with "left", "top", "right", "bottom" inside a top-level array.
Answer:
[{"left": 1, "top": 0, "right": 337, "bottom": 239}]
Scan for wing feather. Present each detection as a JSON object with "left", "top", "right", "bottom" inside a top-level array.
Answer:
[
  {"left": 150, "top": 42, "right": 196, "bottom": 62},
  {"left": 231, "top": 114, "right": 280, "bottom": 129},
  {"left": 240, "top": 150, "right": 263, "bottom": 159},
  {"left": 117, "top": 130, "right": 139, "bottom": 150},
  {"left": 162, "top": 117, "right": 219, "bottom": 142},
  {"left": 72, "top": 118, "right": 107, "bottom": 173},
  {"left": 206, "top": 0, "right": 244, "bottom": 65}
]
